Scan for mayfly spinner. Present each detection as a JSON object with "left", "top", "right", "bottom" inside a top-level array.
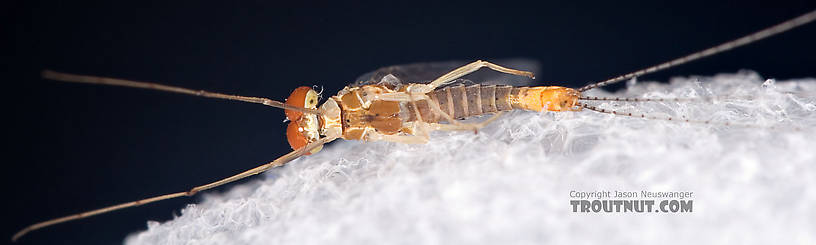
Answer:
[{"left": 12, "top": 9, "right": 816, "bottom": 242}]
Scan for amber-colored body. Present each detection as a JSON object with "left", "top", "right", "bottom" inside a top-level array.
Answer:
[{"left": 296, "top": 83, "right": 581, "bottom": 143}]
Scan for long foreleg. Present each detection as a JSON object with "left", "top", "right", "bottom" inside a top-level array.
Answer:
[
  {"left": 41, "top": 70, "right": 320, "bottom": 115},
  {"left": 12, "top": 137, "right": 335, "bottom": 242}
]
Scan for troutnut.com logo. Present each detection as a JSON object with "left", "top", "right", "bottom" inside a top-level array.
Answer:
[{"left": 569, "top": 191, "right": 693, "bottom": 213}]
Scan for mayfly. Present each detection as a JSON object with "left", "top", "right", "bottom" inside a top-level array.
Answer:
[{"left": 12, "top": 9, "right": 816, "bottom": 242}]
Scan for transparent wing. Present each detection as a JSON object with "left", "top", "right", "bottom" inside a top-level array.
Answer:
[{"left": 352, "top": 58, "right": 541, "bottom": 88}]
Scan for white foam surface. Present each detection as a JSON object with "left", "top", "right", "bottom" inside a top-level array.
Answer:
[{"left": 126, "top": 71, "right": 816, "bottom": 245}]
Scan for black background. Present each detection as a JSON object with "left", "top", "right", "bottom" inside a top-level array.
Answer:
[{"left": 5, "top": 0, "right": 816, "bottom": 244}]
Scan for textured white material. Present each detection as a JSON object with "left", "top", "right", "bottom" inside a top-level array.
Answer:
[{"left": 126, "top": 71, "right": 816, "bottom": 245}]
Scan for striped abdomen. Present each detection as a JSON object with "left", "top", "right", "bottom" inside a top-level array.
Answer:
[{"left": 403, "top": 84, "right": 580, "bottom": 123}]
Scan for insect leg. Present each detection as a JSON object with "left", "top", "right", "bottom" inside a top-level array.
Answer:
[
  {"left": 410, "top": 60, "right": 535, "bottom": 93},
  {"left": 12, "top": 137, "right": 336, "bottom": 242},
  {"left": 431, "top": 112, "right": 505, "bottom": 132},
  {"left": 376, "top": 91, "right": 467, "bottom": 127},
  {"left": 366, "top": 131, "right": 430, "bottom": 144}
]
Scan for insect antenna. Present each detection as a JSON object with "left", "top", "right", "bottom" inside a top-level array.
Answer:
[
  {"left": 577, "top": 9, "right": 816, "bottom": 93},
  {"left": 42, "top": 70, "right": 321, "bottom": 115}
]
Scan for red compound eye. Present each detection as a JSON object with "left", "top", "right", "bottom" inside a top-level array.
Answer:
[
  {"left": 285, "top": 121, "right": 312, "bottom": 154},
  {"left": 284, "top": 86, "right": 312, "bottom": 121}
]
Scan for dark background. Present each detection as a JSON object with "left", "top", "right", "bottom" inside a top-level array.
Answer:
[{"left": 4, "top": 0, "right": 815, "bottom": 244}]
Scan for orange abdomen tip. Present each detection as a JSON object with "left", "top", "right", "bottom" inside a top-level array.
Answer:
[
  {"left": 517, "top": 86, "right": 580, "bottom": 112},
  {"left": 539, "top": 87, "right": 580, "bottom": 112},
  {"left": 285, "top": 86, "right": 312, "bottom": 121}
]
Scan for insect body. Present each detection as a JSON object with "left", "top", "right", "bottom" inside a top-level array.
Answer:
[
  {"left": 287, "top": 68, "right": 581, "bottom": 152},
  {"left": 12, "top": 9, "right": 816, "bottom": 242}
]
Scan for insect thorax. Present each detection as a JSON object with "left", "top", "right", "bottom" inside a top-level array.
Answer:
[{"left": 335, "top": 85, "right": 407, "bottom": 141}]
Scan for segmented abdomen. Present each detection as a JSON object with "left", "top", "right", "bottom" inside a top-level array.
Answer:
[
  {"left": 402, "top": 84, "right": 580, "bottom": 123},
  {"left": 403, "top": 84, "right": 515, "bottom": 123}
]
